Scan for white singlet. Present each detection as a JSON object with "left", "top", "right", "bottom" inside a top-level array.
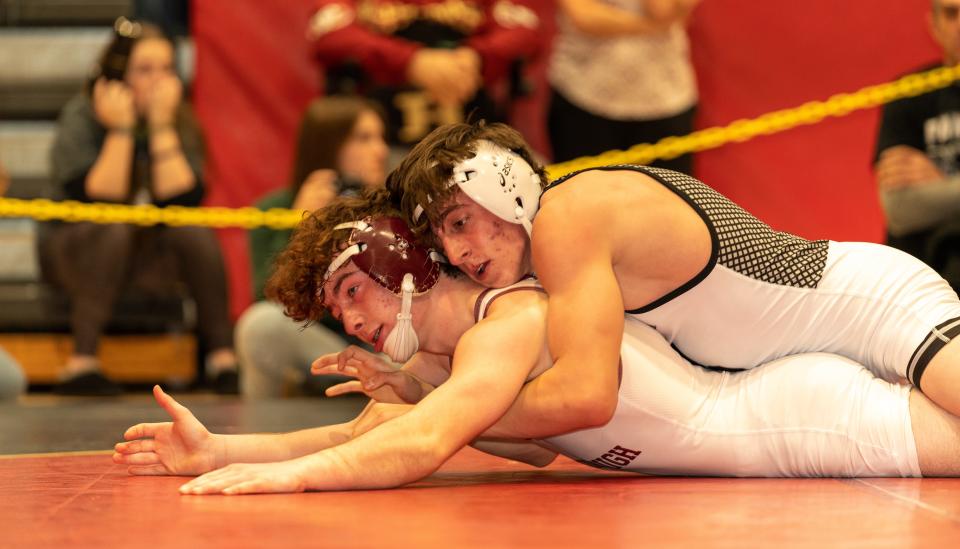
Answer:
[
  {"left": 542, "top": 318, "right": 920, "bottom": 477},
  {"left": 475, "top": 284, "right": 922, "bottom": 477},
  {"left": 548, "top": 166, "right": 960, "bottom": 387}
]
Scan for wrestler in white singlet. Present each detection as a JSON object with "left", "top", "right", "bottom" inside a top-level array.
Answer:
[
  {"left": 548, "top": 166, "right": 960, "bottom": 387},
  {"left": 475, "top": 283, "right": 921, "bottom": 477}
]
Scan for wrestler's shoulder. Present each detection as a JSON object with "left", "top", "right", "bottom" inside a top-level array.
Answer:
[
  {"left": 541, "top": 169, "right": 659, "bottom": 211},
  {"left": 488, "top": 286, "right": 547, "bottom": 313}
]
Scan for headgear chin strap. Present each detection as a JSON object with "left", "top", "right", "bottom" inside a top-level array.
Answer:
[
  {"left": 322, "top": 217, "right": 440, "bottom": 363},
  {"left": 413, "top": 140, "right": 542, "bottom": 237}
]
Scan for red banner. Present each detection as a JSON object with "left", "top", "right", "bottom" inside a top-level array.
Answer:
[{"left": 689, "top": 0, "right": 939, "bottom": 242}]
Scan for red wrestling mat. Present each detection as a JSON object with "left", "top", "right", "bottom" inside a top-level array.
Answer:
[{"left": 3, "top": 448, "right": 960, "bottom": 548}]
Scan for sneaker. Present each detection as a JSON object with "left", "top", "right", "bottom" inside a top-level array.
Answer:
[
  {"left": 54, "top": 371, "right": 123, "bottom": 396},
  {"left": 211, "top": 370, "right": 239, "bottom": 395}
]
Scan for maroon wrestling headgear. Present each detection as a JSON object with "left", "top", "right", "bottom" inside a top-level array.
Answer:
[
  {"left": 321, "top": 216, "right": 440, "bottom": 296},
  {"left": 321, "top": 216, "right": 441, "bottom": 363}
]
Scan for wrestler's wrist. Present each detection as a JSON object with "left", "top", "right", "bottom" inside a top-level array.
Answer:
[{"left": 211, "top": 434, "right": 229, "bottom": 470}]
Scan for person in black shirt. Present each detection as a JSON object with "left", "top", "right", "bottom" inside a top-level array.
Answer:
[{"left": 874, "top": 0, "right": 960, "bottom": 290}]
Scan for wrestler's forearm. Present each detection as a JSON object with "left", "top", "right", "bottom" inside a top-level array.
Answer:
[
  {"left": 292, "top": 382, "right": 513, "bottom": 489},
  {"left": 214, "top": 422, "right": 357, "bottom": 467},
  {"left": 291, "top": 418, "right": 451, "bottom": 491},
  {"left": 481, "top": 358, "right": 619, "bottom": 439}
]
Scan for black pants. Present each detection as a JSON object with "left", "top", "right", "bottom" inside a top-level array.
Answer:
[
  {"left": 42, "top": 223, "right": 233, "bottom": 356},
  {"left": 548, "top": 87, "right": 696, "bottom": 175}
]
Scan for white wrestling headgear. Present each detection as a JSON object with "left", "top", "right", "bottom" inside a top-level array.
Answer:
[
  {"left": 320, "top": 216, "right": 441, "bottom": 363},
  {"left": 413, "top": 140, "right": 543, "bottom": 237}
]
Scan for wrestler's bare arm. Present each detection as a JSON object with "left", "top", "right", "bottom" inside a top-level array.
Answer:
[
  {"left": 482, "top": 169, "right": 709, "bottom": 439},
  {"left": 346, "top": 401, "right": 558, "bottom": 467},
  {"left": 178, "top": 291, "right": 547, "bottom": 494},
  {"left": 477, "top": 188, "right": 624, "bottom": 439}
]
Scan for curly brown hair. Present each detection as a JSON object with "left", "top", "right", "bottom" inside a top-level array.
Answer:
[
  {"left": 265, "top": 188, "right": 399, "bottom": 323},
  {"left": 386, "top": 121, "right": 548, "bottom": 241}
]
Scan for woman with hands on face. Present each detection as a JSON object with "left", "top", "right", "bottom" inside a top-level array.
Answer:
[{"left": 45, "top": 18, "right": 238, "bottom": 395}]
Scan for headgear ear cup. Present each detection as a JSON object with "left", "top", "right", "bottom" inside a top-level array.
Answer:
[{"left": 414, "top": 141, "right": 543, "bottom": 236}]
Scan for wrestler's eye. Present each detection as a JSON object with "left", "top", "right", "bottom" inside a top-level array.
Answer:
[
  {"left": 451, "top": 216, "right": 468, "bottom": 231},
  {"left": 347, "top": 285, "right": 359, "bottom": 299}
]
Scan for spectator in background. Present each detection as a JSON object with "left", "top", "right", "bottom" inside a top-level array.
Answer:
[
  {"left": 235, "top": 96, "right": 388, "bottom": 398},
  {"left": 309, "top": 0, "right": 542, "bottom": 150},
  {"left": 44, "top": 19, "right": 238, "bottom": 395},
  {"left": 548, "top": 0, "right": 700, "bottom": 173},
  {"left": 0, "top": 160, "right": 28, "bottom": 401},
  {"left": 875, "top": 0, "right": 960, "bottom": 291}
]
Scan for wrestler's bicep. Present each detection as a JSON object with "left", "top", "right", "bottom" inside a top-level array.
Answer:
[
  {"left": 533, "top": 211, "right": 624, "bottom": 371},
  {"left": 544, "top": 259, "right": 625, "bottom": 371}
]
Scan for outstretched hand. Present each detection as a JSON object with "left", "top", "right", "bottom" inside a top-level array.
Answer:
[{"left": 112, "top": 385, "right": 220, "bottom": 476}]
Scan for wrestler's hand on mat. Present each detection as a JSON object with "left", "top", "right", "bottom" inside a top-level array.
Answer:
[
  {"left": 351, "top": 402, "right": 413, "bottom": 439},
  {"left": 313, "top": 346, "right": 415, "bottom": 400},
  {"left": 179, "top": 459, "right": 310, "bottom": 495},
  {"left": 113, "top": 385, "right": 221, "bottom": 476}
]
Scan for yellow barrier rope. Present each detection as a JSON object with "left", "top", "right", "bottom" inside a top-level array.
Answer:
[
  {"left": 0, "top": 199, "right": 304, "bottom": 230},
  {"left": 3, "top": 64, "right": 959, "bottom": 230}
]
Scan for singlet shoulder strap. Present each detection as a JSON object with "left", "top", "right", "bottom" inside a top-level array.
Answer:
[
  {"left": 473, "top": 277, "right": 545, "bottom": 322},
  {"left": 545, "top": 163, "right": 651, "bottom": 192}
]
